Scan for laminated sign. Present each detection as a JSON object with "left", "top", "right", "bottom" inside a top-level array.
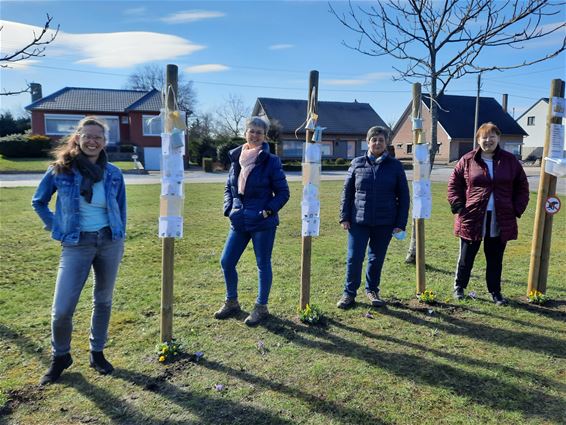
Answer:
[
  {"left": 301, "top": 113, "right": 322, "bottom": 236},
  {"left": 412, "top": 136, "right": 432, "bottom": 219},
  {"left": 158, "top": 106, "right": 186, "bottom": 239}
]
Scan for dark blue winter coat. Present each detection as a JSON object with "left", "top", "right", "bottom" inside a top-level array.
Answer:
[
  {"left": 339, "top": 153, "right": 410, "bottom": 229},
  {"left": 224, "top": 142, "right": 290, "bottom": 232}
]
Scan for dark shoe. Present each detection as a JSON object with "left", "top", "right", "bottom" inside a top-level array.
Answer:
[
  {"left": 214, "top": 299, "right": 241, "bottom": 319},
  {"left": 336, "top": 294, "right": 355, "bottom": 309},
  {"left": 366, "top": 291, "right": 386, "bottom": 307},
  {"left": 244, "top": 304, "right": 269, "bottom": 326},
  {"left": 453, "top": 287, "right": 465, "bottom": 300},
  {"left": 39, "top": 353, "right": 73, "bottom": 385},
  {"left": 492, "top": 293, "right": 508, "bottom": 306},
  {"left": 89, "top": 351, "right": 114, "bottom": 375}
]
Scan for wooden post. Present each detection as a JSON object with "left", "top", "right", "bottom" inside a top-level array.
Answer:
[
  {"left": 160, "top": 64, "right": 178, "bottom": 342},
  {"left": 413, "top": 83, "right": 426, "bottom": 294},
  {"left": 527, "top": 79, "right": 565, "bottom": 294},
  {"left": 300, "top": 70, "right": 319, "bottom": 309}
]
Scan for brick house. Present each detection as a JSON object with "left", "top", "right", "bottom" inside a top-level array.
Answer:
[
  {"left": 25, "top": 85, "right": 178, "bottom": 170},
  {"left": 391, "top": 94, "right": 527, "bottom": 163},
  {"left": 252, "top": 97, "right": 388, "bottom": 161}
]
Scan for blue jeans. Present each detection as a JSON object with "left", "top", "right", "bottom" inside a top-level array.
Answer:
[
  {"left": 51, "top": 227, "right": 124, "bottom": 356},
  {"left": 220, "top": 227, "right": 277, "bottom": 305},
  {"left": 343, "top": 222, "right": 393, "bottom": 297}
]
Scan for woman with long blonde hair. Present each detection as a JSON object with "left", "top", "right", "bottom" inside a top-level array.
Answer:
[{"left": 32, "top": 116, "right": 127, "bottom": 384}]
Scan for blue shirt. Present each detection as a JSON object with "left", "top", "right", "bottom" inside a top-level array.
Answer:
[{"left": 79, "top": 180, "right": 110, "bottom": 231}]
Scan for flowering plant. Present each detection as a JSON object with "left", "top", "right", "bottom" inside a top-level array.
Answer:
[
  {"left": 527, "top": 290, "right": 548, "bottom": 305},
  {"left": 419, "top": 290, "right": 437, "bottom": 305},
  {"left": 297, "top": 304, "right": 324, "bottom": 324},
  {"left": 156, "top": 340, "right": 182, "bottom": 363}
]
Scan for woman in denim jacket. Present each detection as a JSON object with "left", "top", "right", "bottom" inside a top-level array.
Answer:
[
  {"left": 32, "top": 116, "right": 126, "bottom": 385},
  {"left": 215, "top": 116, "right": 290, "bottom": 326}
]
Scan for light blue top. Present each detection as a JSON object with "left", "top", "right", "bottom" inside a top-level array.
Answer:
[{"left": 79, "top": 180, "right": 110, "bottom": 231}]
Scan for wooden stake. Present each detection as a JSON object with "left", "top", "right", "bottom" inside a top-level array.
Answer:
[
  {"left": 412, "top": 83, "right": 426, "bottom": 294},
  {"left": 527, "top": 79, "right": 564, "bottom": 295},
  {"left": 160, "top": 64, "right": 178, "bottom": 343},
  {"left": 300, "top": 70, "right": 319, "bottom": 310}
]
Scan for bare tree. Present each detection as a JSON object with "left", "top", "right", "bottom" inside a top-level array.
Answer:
[
  {"left": 217, "top": 93, "right": 251, "bottom": 138},
  {"left": 125, "top": 64, "right": 197, "bottom": 114},
  {"left": 1, "top": 14, "right": 59, "bottom": 96},
  {"left": 330, "top": 0, "right": 565, "bottom": 262}
]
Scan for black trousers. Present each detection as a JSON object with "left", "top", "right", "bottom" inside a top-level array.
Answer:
[{"left": 454, "top": 228, "right": 507, "bottom": 294}]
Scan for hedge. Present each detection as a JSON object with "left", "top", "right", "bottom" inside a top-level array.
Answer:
[{"left": 0, "top": 134, "right": 52, "bottom": 158}]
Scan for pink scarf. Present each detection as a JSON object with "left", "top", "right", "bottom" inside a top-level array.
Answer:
[{"left": 238, "top": 143, "right": 261, "bottom": 195}]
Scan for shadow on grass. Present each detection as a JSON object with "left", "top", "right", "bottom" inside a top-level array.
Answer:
[
  {"left": 197, "top": 358, "right": 389, "bottom": 425},
  {"left": 327, "top": 318, "right": 566, "bottom": 393},
  {"left": 380, "top": 303, "right": 565, "bottom": 358},
  {"left": 424, "top": 263, "right": 456, "bottom": 276},
  {"left": 260, "top": 316, "right": 565, "bottom": 422},
  {"left": 509, "top": 299, "right": 566, "bottom": 323},
  {"left": 114, "top": 368, "right": 295, "bottom": 425}
]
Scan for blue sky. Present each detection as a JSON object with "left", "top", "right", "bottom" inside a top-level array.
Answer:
[{"left": 1, "top": 0, "right": 565, "bottom": 126}]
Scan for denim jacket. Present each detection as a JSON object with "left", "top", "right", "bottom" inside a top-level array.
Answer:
[{"left": 32, "top": 163, "right": 127, "bottom": 244}]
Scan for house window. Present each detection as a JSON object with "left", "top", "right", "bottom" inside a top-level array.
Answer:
[
  {"left": 143, "top": 114, "right": 162, "bottom": 136},
  {"left": 321, "top": 141, "right": 333, "bottom": 156},
  {"left": 44, "top": 114, "right": 84, "bottom": 135},
  {"left": 347, "top": 141, "right": 356, "bottom": 159},
  {"left": 360, "top": 140, "right": 368, "bottom": 151},
  {"left": 282, "top": 140, "right": 303, "bottom": 157},
  {"left": 97, "top": 116, "right": 119, "bottom": 145},
  {"left": 527, "top": 116, "right": 535, "bottom": 126},
  {"left": 406, "top": 144, "right": 413, "bottom": 154}
]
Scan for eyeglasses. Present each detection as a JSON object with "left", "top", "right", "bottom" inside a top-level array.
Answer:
[
  {"left": 79, "top": 134, "right": 105, "bottom": 142},
  {"left": 247, "top": 129, "right": 265, "bottom": 135}
]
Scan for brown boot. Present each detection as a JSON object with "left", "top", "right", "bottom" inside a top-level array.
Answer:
[
  {"left": 244, "top": 304, "right": 269, "bottom": 326},
  {"left": 214, "top": 299, "right": 241, "bottom": 319}
]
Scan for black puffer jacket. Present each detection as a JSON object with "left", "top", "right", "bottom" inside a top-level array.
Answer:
[{"left": 340, "top": 154, "right": 410, "bottom": 229}]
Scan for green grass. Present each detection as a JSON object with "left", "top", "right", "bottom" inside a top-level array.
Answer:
[
  {"left": 1, "top": 181, "right": 565, "bottom": 424},
  {"left": 0, "top": 156, "right": 136, "bottom": 173}
]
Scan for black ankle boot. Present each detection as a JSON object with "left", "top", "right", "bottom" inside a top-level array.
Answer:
[
  {"left": 89, "top": 351, "right": 114, "bottom": 375},
  {"left": 40, "top": 353, "right": 73, "bottom": 385}
]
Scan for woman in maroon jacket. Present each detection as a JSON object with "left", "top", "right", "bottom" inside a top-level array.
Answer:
[{"left": 447, "top": 122, "right": 529, "bottom": 305}]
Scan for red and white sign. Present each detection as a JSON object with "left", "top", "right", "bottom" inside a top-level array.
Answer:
[{"left": 545, "top": 196, "right": 561, "bottom": 215}]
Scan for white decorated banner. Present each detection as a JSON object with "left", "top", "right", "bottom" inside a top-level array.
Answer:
[
  {"left": 301, "top": 142, "right": 322, "bottom": 237},
  {"left": 158, "top": 216, "right": 183, "bottom": 238}
]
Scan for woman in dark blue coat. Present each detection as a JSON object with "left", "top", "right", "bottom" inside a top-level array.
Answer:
[
  {"left": 215, "top": 116, "right": 290, "bottom": 326},
  {"left": 337, "top": 126, "right": 410, "bottom": 309}
]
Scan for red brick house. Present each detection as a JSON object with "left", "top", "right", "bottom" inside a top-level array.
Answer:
[
  {"left": 391, "top": 94, "right": 527, "bottom": 163},
  {"left": 25, "top": 85, "right": 175, "bottom": 169},
  {"left": 252, "top": 97, "right": 388, "bottom": 161}
]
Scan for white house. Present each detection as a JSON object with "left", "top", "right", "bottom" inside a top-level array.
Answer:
[{"left": 517, "top": 98, "right": 550, "bottom": 160}]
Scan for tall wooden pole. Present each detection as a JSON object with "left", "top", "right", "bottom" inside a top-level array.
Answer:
[
  {"left": 300, "top": 70, "right": 319, "bottom": 309},
  {"left": 413, "top": 83, "right": 426, "bottom": 294},
  {"left": 527, "top": 79, "right": 565, "bottom": 294},
  {"left": 160, "top": 64, "right": 178, "bottom": 342},
  {"left": 473, "top": 73, "right": 481, "bottom": 149}
]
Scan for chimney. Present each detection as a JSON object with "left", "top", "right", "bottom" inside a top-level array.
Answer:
[
  {"left": 502, "top": 93, "right": 508, "bottom": 113},
  {"left": 30, "top": 83, "right": 42, "bottom": 102}
]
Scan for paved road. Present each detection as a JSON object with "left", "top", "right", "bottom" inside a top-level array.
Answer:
[{"left": 1, "top": 166, "right": 564, "bottom": 195}]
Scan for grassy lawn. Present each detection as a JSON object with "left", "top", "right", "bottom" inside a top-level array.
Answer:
[
  {"left": 1, "top": 181, "right": 565, "bottom": 424},
  {"left": 0, "top": 156, "right": 136, "bottom": 173}
]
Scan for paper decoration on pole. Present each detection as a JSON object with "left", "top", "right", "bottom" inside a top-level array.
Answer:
[
  {"left": 158, "top": 89, "right": 186, "bottom": 239},
  {"left": 301, "top": 89, "right": 322, "bottom": 237},
  {"left": 412, "top": 117, "right": 432, "bottom": 219}
]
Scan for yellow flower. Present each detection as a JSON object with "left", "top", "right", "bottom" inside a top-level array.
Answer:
[{"left": 159, "top": 355, "right": 166, "bottom": 362}]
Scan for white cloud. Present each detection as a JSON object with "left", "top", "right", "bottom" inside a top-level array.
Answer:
[
  {"left": 1, "top": 59, "right": 40, "bottom": 70},
  {"left": 0, "top": 20, "right": 206, "bottom": 69},
  {"left": 161, "top": 10, "right": 225, "bottom": 24},
  {"left": 123, "top": 7, "right": 147, "bottom": 16},
  {"left": 269, "top": 44, "right": 294, "bottom": 50},
  {"left": 363, "top": 72, "right": 395, "bottom": 80},
  {"left": 184, "top": 64, "right": 229, "bottom": 73}
]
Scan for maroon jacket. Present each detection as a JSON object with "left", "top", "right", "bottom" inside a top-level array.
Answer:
[{"left": 447, "top": 146, "right": 529, "bottom": 242}]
